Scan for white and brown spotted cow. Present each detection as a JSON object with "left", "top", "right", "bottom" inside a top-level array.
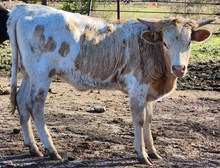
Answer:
[{"left": 6, "top": 4, "right": 214, "bottom": 165}]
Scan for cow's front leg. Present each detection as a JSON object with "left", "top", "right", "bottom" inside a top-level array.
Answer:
[
  {"left": 130, "top": 97, "right": 152, "bottom": 165},
  {"left": 124, "top": 76, "right": 152, "bottom": 164},
  {"left": 144, "top": 102, "right": 162, "bottom": 160}
]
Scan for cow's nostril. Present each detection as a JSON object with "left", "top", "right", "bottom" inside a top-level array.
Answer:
[
  {"left": 182, "top": 65, "right": 186, "bottom": 71},
  {"left": 172, "top": 65, "right": 185, "bottom": 71},
  {"left": 172, "top": 65, "right": 186, "bottom": 78}
]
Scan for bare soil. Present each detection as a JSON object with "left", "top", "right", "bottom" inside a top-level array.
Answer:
[
  {"left": 177, "top": 60, "right": 220, "bottom": 92},
  {"left": 0, "top": 76, "right": 219, "bottom": 168}
]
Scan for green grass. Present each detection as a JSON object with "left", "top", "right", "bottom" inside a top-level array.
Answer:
[
  {"left": 190, "top": 35, "right": 220, "bottom": 63},
  {"left": 0, "top": 42, "right": 11, "bottom": 75}
]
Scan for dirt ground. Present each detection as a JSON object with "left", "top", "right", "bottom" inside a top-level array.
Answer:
[{"left": 0, "top": 76, "right": 219, "bottom": 168}]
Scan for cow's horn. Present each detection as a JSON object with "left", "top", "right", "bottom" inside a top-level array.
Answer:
[
  {"left": 137, "top": 18, "right": 161, "bottom": 32},
  {"left": 197, "top": 19, "right": 215, "bottom": 27}
]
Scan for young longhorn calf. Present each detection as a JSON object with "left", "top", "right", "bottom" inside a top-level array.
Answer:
[{"left": 4, "top": 4, "right": 214, "bottom": 165}]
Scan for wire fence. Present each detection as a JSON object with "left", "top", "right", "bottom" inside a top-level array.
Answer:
[
  {"left": 90, "top": 0, "right": 219, "bottom": 33},
  {"left": 1, "top": 0, "right": 220, "bottom": 32},
  {"left": 84, "top": 0, "right": 219, "bottom": 32},
  {"left": 53, "top": 1, "right": 219, "bottom": 20}
]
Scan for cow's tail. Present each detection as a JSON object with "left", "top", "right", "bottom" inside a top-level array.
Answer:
[{"left": 7, "top": 7, "right": 21, "bottom": 115}]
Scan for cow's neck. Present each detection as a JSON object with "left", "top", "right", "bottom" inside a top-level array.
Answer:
[{"left": 139, "top": 40, "right": 177, "bottom": 99}]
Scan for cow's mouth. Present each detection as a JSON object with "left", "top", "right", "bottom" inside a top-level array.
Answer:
[{"left": 173, "top": 71, "right": 185, "bottom": 78}]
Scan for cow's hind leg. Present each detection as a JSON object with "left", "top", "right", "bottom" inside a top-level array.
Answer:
[
  {"left": 30, "top": 75, "right": 62, "bottom": 160},
  {"left": 144, "top": 102, "right": 162, "bottom": 160},
  {"left": 16, "top": 72, "right": 43, "bottom": 157}
]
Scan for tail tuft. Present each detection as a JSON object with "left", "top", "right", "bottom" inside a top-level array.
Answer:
[{"left": 10, "top": 85, "right": 17, "bottom": 115}]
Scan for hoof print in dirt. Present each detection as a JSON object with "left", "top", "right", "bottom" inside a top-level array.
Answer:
[{"left": 87, "top": 106, "right": 106, "bottom": 113}]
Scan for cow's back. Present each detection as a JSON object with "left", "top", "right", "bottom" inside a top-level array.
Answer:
[{"left": 8, "top": 4, "right": 143, "bottom": 91}]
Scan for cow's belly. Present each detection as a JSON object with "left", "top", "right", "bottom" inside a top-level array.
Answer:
[{"left": 57, "top": 71, "right": 120, "bottom": 91}]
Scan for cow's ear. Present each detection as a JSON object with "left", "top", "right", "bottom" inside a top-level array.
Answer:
[
  {"left": 191, "top": 29, "right": 211, "bottom": 42},
  {"left": 141, "top": 31, "right": 162, "bottom": 44}
]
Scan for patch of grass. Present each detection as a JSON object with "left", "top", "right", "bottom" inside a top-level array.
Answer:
[
  {"left": 0, "top": 41, "right": 11, "bottom": 76},
  {"left": 190, "top": 35, "right": 220, "bottom": 63}
]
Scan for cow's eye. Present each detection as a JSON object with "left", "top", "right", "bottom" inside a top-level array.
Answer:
[{"left": 163, "top": 42, "right": 169, "bottom": 49}]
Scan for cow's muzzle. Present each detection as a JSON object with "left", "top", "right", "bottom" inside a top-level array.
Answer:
[{"left": 172, "top": 65, "right": 186, "bottom": 78}]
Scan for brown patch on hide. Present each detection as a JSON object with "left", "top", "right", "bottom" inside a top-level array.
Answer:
[
  {"left": 151, "top": 74, "right": 177, "bottom": 97},
  {"left": 107, "top": 24, "right": 114, "bottom": 33},
  {"left": 139, "top": 120, "right": 145, "bottom": 127},
  {"left": 147, "top": 52, "right": 177, "bottom": 97},
  {"left": 58, "top": 41, "right": 70, "bottom": 57},
  {"left": 66, "top": 20, "right": 77, "bottom": 31},
  {"left": 145, "top": 73, "right": 177, "bottom": 102},
  {"left": 31, "top": 25, "right": 46, "bottom": 61},
  {"left": 35, "top": 25, "right": 45, "bottom": 37},
  {"left": 82, "top": 25, "right": 96, "bottom": 42},
  {"left": 34, "top": 25, "right": 46, "bottom": 47},
  {"left": 31, "top": 26, "right": 57, "bottom": 58},
  {"left": 48, "top": 68, "right": 56, "bottom": 78},
  {"left": 176, "top": 18, "right": 198, "bottom": 29},
  {"left": 173, "top": 18, "right": 182, "bottom": 26},
  {"left": 75, "top": 27, "right": 126, "bottom": 82},
  {"left": 35, "top": 89, "right": 45, "bottom": 102},
  {"left": 186, "top": 20, "right": 198, "bottom": 30},
  {"left": 163, "top": 18, "right": 198, "bottom": 30},
  {"left": 44, "top": 36, "right": 57, "bottom": 52},
  {"left": 121, "top": 33, "right": 141, "bottom": 77}
]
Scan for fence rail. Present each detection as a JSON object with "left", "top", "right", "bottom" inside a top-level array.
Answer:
[
  {"left": 92, "top": 9, "right": 217, "bottom": 16},
  {"left": 88, "top": 0, "right": 220, "bottom": 32},
  {"left": 1, "top": 0, "right": 220, "bottom": 31}
]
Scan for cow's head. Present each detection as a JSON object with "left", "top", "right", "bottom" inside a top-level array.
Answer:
[
  {"left": 138, "top": 18, "right": 214, "bottom": 78},
  {"left": 0, "top": 5, "right": 9, "bottom": 43}
]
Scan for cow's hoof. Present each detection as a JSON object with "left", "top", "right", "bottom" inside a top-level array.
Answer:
[
  {"left": 138, "top": 156, "right": 153, "bottom": 165},
  {"left": 50, "top": 153, "right": 62, "bottom": 160},
  {"left": 30, "top": 150, "right": 44, "bottom": 157},
  {"left": 148, "top": 152, "right": 162, "bottom": 160}
]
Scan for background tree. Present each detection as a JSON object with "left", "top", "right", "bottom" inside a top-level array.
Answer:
[{"left": 62, "top": 0, "right": 96, "bottom": 15}]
